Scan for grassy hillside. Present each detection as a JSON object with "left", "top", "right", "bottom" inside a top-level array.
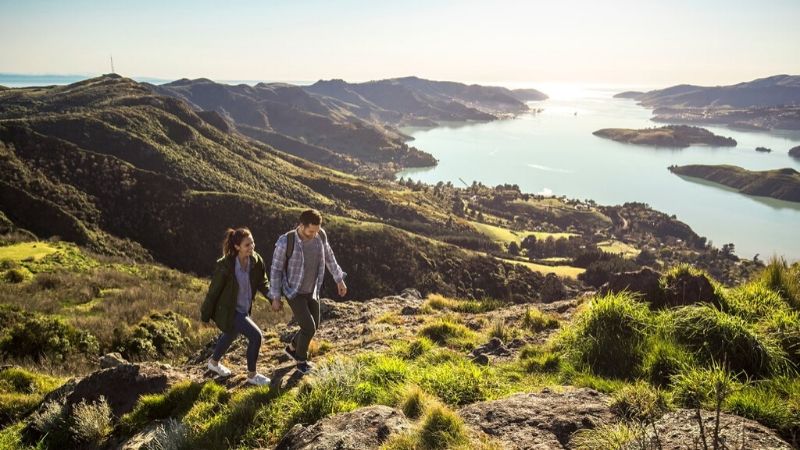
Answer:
[{"left": 1, "top": 243, "right": 797, "bottom": 449}]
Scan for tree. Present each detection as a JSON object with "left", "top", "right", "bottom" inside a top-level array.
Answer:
[{"left": 508, "top": 241, "right": 520, "bottom": 256}]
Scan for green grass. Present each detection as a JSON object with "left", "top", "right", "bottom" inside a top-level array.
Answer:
[
  {"left": 119, "top": 380, "right": 204, "bottom": 434},
  {"left": 667, "top": 304, "right": 786, "bottom": 378},
  {"left": 0, "top": 367, "right": 65, "bottom": 425},
  {"left": 495, "top": 257, "right": 585, "bottom": 279},
  {"left": 423, "top": 294, "right": 506, "bottom": 314},
  {"left": 0, "top": 242, "right": 59, "bottom": 262},
  {"left": 418, "top": 317, "right": 480, "bottom": 350},
  {"left": 555, "top": 291, "right": 653, "bottom": 378},
  {"left": 597, "top": 240, "right": 640, "bottom": 258},
  {"left": 521, "top": 307, "right": 560, "bottom": 332}
]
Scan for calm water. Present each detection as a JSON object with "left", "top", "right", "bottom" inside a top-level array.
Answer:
[{"left": 398, "top": 86, "right": 800, "bottom": 261}]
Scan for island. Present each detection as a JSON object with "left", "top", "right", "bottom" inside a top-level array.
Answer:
[
  {"left": 790, "top": 145, "right": 800, "bottom": 159},
  {"left": 592, "top": 125, "right": 737, "bottom": 148},
  {"left": 756, "top": 146, "right": 772, "bottom": 153},
  {"left": 669, "top": 164, "right": 800, "bottom": 203}
]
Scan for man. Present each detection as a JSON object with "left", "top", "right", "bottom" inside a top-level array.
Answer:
[{"left": 269, "top": 209, "right": 347, "bottom": 374}]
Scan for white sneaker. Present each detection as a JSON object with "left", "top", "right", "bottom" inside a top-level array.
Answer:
[
  {"left": 247, "top": 373, "right": 271, "bottom": 386},
  {"left": 207, "top": 360, "right": 231, "bottom": 377}
]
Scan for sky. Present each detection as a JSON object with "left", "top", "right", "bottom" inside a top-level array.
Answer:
[{"left": 1, "top": 0, "right": 799, "bottom": 88}]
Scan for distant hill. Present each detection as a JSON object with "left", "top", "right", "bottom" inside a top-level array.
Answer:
[
  {"left": 615, "top": 75, "right": 800, "bottom": 131},
  {"left": 669, "top": 164, "right": 800, "bottom": 202},
  {"left": 593, "top": 125, "right": 737, "bottom": 148},
  {"left": 149, "top": 76, "right": 547, "bottom": 174},
  {"left": 636, "top": 75, "right": 800, "bottom": 108}
]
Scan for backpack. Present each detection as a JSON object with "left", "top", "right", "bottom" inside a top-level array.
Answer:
[{"left": 283, "top": 228, "right": 328, "bottom": 274}]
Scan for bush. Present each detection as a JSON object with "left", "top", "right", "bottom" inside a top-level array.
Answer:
[
  {"left": 3, "top": 267, "right": 32, "bottom": 283},
  {"left": 521, "top": 307, "right": 559, "bottom": 332},
  {"left": 669, "top": 304, "right": 786, "bottom": 378},
  {"left": 0, "top": 315, "right": 98, "bottom": 361},
  {"left": 70, "top": 396, "right": 113, "bottom": 445},
  {"left": 556, "top": 292, "right": 652, "bottom": 378},
  {"left": 115, "top": 311, "right": 189, "bottom": 359}
]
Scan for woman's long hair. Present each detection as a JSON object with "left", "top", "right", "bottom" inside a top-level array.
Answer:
[{"left": 222, "top": 227, "right": 251, "bottom": 257}]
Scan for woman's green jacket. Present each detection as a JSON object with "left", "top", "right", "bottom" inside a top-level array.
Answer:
[{"left": 201, "top": 252, "right": 270, "bottom": 333}]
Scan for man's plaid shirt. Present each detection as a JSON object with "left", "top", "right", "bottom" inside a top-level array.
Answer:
[{"left": 268, "top": 228, "right": 346, "bottom": 301}]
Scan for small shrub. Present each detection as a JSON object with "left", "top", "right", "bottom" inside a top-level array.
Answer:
[
  {"left": 418, "top": 404, "right": 469, "bottom": 449},
  {"left": 0, "top": 315, "right": 99, "bottom": 361},
  {"left": 556, "top": 292, "right": 652, "bottom": 378},
  {"left": 3, "top": 268, "right": 31, "bottom": 283},
  {"left": 29, "top": 399, "right": 66, "bottom": 437},
  {"left": 144, "top": 418, "right": 188, "bottom": 450},
  {"left": 521, "top": 307, "right": 559, "bottom": 332},
  {"left": 70, "top": 396, "right": 113, "bottom": 445},
  {"left": 116, "top": 311, "right": 189, "bottom": 360}
]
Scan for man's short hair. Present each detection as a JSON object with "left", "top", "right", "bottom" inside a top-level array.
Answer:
[{"left": 299, "top": 209, "right": 322, "bottom": 226}]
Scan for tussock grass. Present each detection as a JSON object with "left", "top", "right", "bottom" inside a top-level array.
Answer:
[
  {"left": 759, "top": 257, "right": 800, "bottom": 309},
  {"left": 721, "top": 281, "right": 789, "bottom": 322},
  {"left": 521, "top": 307, "right": 559, "bottom": 332},
  {"left": 423, "top": 294, "right": 505, "bottom": 314},
  {"left": 641, "top": 337, "right": 695, "bottom": 387},
  {"left": 555, "top": 292, "right": 652, "bottom": 378},
  {"left": 610, "top": 382, "right": 670, "bottom": 422},
  {"left": 571, "top": 422, "right": 642, "bottom": 450},
  {"left": 417, "top": 359, "right": 495, "bottom": 406},
  {"left": 671, "top": 364, "right": 739, "bottom": 409},
  {"left": 668, "top": 304, "right": 786, "bottom": 378},
  {"left": 418, "top": 318, "right": 479, "bottom": 350}
]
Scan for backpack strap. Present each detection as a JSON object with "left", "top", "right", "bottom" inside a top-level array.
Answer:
[
  {"left": 284, "top": 230, "right": 296, "bottom": 274},
  {"left": 318, "top": 228, "right": 328, "bottom": 247}
]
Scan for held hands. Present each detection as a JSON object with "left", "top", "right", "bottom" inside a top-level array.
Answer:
[
  {"left": 337, "top": 280, "right": 347, "bottom": 298},
  {"left": 271, "top": 298, "right": 283, "bottom": 312}
]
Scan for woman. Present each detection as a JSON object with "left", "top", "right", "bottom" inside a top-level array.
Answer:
[{"left": 201, "top": 227, "right": 271, "bottom": 386}]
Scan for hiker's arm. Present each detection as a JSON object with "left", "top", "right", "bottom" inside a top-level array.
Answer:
[
  {"left": 201, "top": 262, "right": 226, "bottom": 322},
  {"left": 268, "top": 235, "right": 287, "bottom": 301},
  {"left": 323, "top": 237, "right": 346, "bottom": 284}
]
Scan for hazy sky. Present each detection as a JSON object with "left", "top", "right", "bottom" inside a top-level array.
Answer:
[{"left": 2, "top": 0, "right": 799, "bottom": 87}]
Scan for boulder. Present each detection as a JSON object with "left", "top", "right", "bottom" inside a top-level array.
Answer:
[
  {"left": 600, "top": 267, "right": 663, "bottom": 304},
  {"left": 275, "top": 405, "right": 412, "bottom": 450},
  {"left": 459, "top": 388, "right": 615, "bottom": 449},
  {"left": 100, "top": 352, "right": 128, "bottom": 369}
]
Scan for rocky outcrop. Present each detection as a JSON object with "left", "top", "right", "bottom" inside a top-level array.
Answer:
[
  {"left": 650, "top": 409, "right": 793, "bottom": 450},
  {"left": 39, "top": 363, "right": 187, "bottom": 418},
  {"left": 275, "top": 405, "right": 412, "bottom": 450},
  {"left": 458, "top": 388, "right": 615, "bottom": 448}
]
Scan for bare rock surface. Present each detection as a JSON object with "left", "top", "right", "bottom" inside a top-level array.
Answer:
[{"left": 275, "top": 405, "right": 412, "bottom": 450}]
